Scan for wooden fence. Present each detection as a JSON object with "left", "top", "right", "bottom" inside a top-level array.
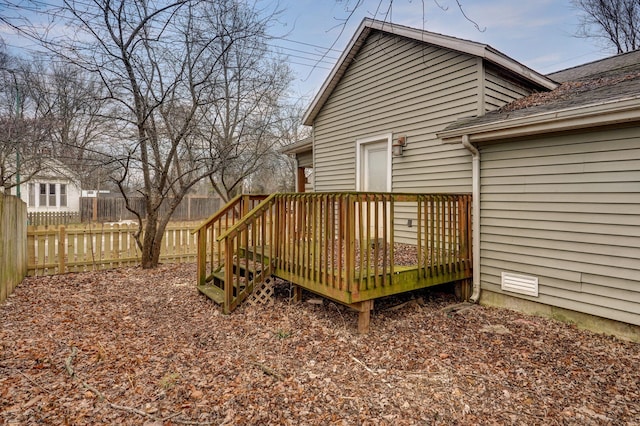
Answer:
[
  {"left": 80, "top": 196, "right": 221, "bottom": 223},
  {"left": 28, "top": 211, "right": 81, "bottom": 226},
  {"left": 1, "top": 192, "right": 28, "bottom": 303},
  {"left": 27, "top": 221, "right": 199, "bottom": 276}
]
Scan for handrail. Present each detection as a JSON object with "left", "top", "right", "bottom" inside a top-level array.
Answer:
[
  {"left": 192, "top": 194, "right": 268, "bottom": 234},
  {"left": 195, "top": 193, "right": 268, "bottom": 288},
  {"left": 215, "top": 194, "right": 278, "bottom": 313},
  {"left": 216, "top": 194, "right": 277, "bottom": 242}
]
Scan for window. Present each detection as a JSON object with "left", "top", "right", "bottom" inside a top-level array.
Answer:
[
  {"left": 49, "top": 184, "right": 56, "bottom": 207},
  {"left": 60, "top": 184, "right": 67, "bottom": 207},
  {"left": 39, "top": 184, "right": 47, "bottom": 206},
  {"left": 28, "top": 183, "right": 35, "bottom": 207}
]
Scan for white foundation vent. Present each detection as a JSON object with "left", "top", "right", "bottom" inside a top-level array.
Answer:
[{"left": 501, "top": 272, "right": 539, "bottom": 297}]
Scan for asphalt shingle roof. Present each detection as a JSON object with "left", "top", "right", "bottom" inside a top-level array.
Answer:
[{"left": 443, "top": 49, "right": 640, "bottom": 132}]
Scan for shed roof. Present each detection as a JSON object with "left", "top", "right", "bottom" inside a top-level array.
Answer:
[
  {"left": 281, "top": 136, "right": 312, "bottom": 155},
  {"left": 439, "top": 50, "right": 640, "bottom": 141},
  {"left": 302, "top": 18, "right": 557, "bottom": 126}
]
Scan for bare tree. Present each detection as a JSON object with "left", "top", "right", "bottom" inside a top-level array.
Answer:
[
  {"left": 19, "top": 0, "right": 293, "bottom": 268},
  {"left": 574, "top": 0, "right": 640, "bottom": 53},
  {"left": 25, "top": 61, "right": 111, "bottom": 190},
  {"left": 198, "top": 4, "right": 293, "bottom": 202},
  {"left": 0, "top": 49, "right": 50, "bottom": 193},
  {"left": 247, "top": 101, "right": 310, "bottom": 194}
]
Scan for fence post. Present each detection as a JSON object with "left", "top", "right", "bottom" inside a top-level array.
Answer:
[{"left": 58, "top": 225, "right": 66, "bottom": 273}]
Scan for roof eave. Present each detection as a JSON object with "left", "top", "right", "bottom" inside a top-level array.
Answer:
[
  {"left": 484, "top": 47, "right": 558, "bottom": 91},
  {"left": 302, "top": 20, "right": 372, "bottom": 126},
  {"left": 438, "top": 97, "right": 640, "bottom": 144},
  {"left": 281, "top": 138, "right": 313, "bottom": 155}
]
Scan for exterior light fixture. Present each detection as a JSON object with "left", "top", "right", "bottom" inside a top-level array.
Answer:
[{"left": 392, "top": 136, "right": 407, "bottom": 156}]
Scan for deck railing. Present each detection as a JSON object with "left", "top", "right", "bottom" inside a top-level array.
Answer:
[
  {"left": 215, "top": 194, "right": 277, "bottom": 312},
  {"left": 196, "top": 192, "right": 472, "bottom": 312},
  {"left": 194, "top": 194, "right": 268, "bottom": 287},
  {"left": 271, "top": 193, "right": 472, "bottom": 302}
]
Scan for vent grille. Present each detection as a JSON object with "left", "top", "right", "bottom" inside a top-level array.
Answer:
[{"left": 501, "top": 272, "right": 538, "bottom": 297}]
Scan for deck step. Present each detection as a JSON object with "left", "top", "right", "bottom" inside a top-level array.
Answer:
[
  {"left": 205, "top": 270, "right": 225, "bottom": 283},
  {"left": 197, "top": 285, "right": 225, "bottom": 304}
]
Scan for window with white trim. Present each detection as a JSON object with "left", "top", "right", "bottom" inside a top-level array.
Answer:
[
  {"left": 60, "top": 184, "right": 67, "bottom": 207},
  {"left": 49, "top": 184, "right": 56, "bottom": 207},
  {"left": 28, "top": 183, "right": 35, "bottom": 207},
  {"left": 39, "top": 183, "right": 47, "bottom": 206}
]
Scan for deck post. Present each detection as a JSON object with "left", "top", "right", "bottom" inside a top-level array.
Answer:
[
  {"left": 355, "top": 299, "right": 374, "bottom": 334},
  {"left": 197, "top": 229, "right": 206, "bottom": 286},
  {"left": 224, "top": 237, "right": 233, "bottom": 314},
  {"left": 292, "top": 285, "right": 302, "bottom": 303}
]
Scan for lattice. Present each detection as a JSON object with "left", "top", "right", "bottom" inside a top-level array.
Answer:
[{"left": 246, "top": 276, "right": 274, "bottom": 306}]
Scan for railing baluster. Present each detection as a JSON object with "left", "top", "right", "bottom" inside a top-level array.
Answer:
[
  {"left": 429, "top": 197, "right": 435, "bottom": 278},
  {"left": 323, "top": 195, "right": 329, "bottom": 286},
  {"left": 346, "top": 194, "right": 355, "bottom": 296},
  {"left": 417, "top": 196, "right": 423, "bottom": 279},
  {"left": 389, "top": 194, "right": 394, "bottom": 283},
  {"left": 373, "top": 194, "right": 380, "bottom": 289},
  {"left": 365, "top": 196, "right": 371, "bottom": 291},
  {"left": 357, "top": 196, "right": 364, "bottom": 293}
]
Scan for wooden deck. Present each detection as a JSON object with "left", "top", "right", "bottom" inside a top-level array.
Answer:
[{"left": 194, "top": 192, "right": 472, "bottom": 332}]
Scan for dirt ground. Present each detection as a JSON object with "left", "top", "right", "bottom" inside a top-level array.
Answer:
[{"left": 1, "top": 264, "right": 639, "bottom": 425}]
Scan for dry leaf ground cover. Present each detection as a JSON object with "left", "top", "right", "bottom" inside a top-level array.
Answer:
[{"left": 1, "top": 264, "right": 639, "bottom": 425}]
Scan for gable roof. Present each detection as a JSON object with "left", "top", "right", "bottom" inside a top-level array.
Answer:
[
  {"left": 438, "top": 49, "right": 640, "bottom": 143},
  {"left": 302, "top": 18, "right": 557, "bottom": 126},
  {"left": 28, "top": 158, "right": 81, "bottom": 184}
]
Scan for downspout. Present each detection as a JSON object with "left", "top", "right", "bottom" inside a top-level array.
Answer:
[{"left": 462, "top": 134, "right": 481, "bottom": 303}]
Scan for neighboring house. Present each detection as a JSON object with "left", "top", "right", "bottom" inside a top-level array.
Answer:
[
  {"left": 17, "top": 159, "right": 82, "bottom": 214},
  {"left": 289, "top": 18, "right": 639, "bottom": 339}
]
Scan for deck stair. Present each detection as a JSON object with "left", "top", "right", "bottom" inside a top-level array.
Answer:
[{"left": 197, "top": 252, "right": 272, "bottom": 308}]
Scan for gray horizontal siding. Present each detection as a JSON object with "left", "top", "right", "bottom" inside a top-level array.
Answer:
[
  {"left": 297, "top": 151, "right": 313, "bottom": 168},
  {"left": 480, "top": 126, "right": 640, "bottom": 325},
  {"left": 313, "top": 32, "right": 480, "bottom": 193},
  {"left": 484, "top": 64, "right": 536, "bottom": 112}
]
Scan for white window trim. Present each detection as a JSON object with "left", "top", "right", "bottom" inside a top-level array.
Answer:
[{"left": 355, "top": 133, "right": 393, "bottom": 192}]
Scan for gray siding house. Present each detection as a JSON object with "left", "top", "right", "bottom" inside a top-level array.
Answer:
[
  {"left": 289, "top": 18, "right": 640, "bottom": 340},
  {"left": 303, "top": 19, "right": 555, "bottom": 196}
]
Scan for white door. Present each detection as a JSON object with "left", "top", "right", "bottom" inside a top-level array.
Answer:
[
  {"left": 361, "top": 141, "right": 389, "bottom": 192},
  {"left": 359, "top": 139, "right": 390, "bottom": 244}
]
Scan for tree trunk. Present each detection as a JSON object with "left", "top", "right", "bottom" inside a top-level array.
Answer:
[
  {"left": 141, "top": 217, "right": 158, "bottom": 269},
  {"left": 140, "top": 208, "right": 173, "bottom": 269}
]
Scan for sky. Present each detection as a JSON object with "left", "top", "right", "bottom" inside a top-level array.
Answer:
[
  {"left": 269, "top": 0, "right": 615, "bottom": 104},
  {"left": 0, "top": 0, "right": 616, "bottom": 106}
]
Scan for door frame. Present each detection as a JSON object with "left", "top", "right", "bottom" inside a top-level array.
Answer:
[{"left": 355, "top": 133, "right": 393, "bottom": 192}]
